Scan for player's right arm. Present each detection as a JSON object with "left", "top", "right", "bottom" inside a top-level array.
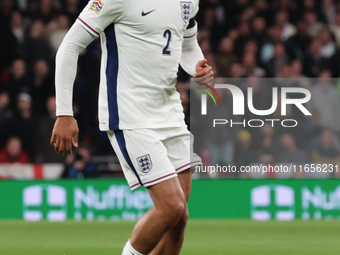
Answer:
[
  {"left": 51, "top": 0, "right": 124, "bottom": 155},
  {"left": 51, "top": 22, "right": 97, "bottom": 156}
]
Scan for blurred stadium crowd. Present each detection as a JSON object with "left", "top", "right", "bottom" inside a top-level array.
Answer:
[{"left": 1, "top": 0, "right": 340, "bottom": 178}]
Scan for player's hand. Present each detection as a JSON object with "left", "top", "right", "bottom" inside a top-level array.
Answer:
[
  {"left": 50, "top": 116, "right": 79, "bottom": 156},
  {"left": 193, "top": 59, "right": 214, "bottom": 79}
]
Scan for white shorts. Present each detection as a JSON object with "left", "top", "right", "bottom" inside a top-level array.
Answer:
[{"left": 107, "top": 126, "right": 202, "bottom": 190}]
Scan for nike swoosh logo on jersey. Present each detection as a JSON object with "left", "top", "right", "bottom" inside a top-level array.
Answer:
[{"left": 142, "top": 9, "right": 156, "bottom": 16}]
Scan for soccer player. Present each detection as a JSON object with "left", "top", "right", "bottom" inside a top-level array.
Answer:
[{"left": 50, "top": 0, "right": 213, "bottom": 254}]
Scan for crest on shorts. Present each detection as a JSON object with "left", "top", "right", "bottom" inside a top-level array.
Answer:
[
  {"left": 137, "top": 154, "right": 153, "bottom": 173},
  {"left": 89, "top": 0, "right": 104, "bottom": 15},
  {"left": 180, "top": 2, "right": 192, "bottom": 24}
]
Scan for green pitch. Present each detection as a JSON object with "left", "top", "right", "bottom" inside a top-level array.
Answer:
[{"left": 0, "top": 219, "right": 339, "bottom": 255}]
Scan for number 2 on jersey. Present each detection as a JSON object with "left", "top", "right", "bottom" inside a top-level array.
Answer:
[{"left": 163, "top": 29, "right": 172, "bottom": 55}]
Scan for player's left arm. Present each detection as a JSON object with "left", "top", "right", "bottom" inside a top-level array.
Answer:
[{"left": 180, "top": 17, "right": 214, "bottom": 78}]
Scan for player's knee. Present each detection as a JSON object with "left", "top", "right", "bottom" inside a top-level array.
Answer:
[
  {"left": 176, "top": 206, "right": 189, "bottom": 228},
  {"left": 161, "top": 200, "right": 186, "bottom": 228},
  {"left": 169, "top": 200, "right": 186, "bottom": 221},
  {"left": 181, "top": 207, "right": 189, "bottom": 224}
]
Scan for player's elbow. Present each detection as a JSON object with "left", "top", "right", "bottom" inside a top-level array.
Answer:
[
  {"left": 56, "top": 41, "right": 69, "bottom": 63},
  {"left": 56, "top": 41, "right": 81, "bottom": 65}
]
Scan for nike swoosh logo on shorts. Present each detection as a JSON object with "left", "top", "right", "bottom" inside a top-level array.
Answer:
[{"left": 142, "top": 9, "right": 156, "bottom": 16}]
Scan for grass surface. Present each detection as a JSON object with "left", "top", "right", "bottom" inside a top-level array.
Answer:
[{"left": 0, "top": 219, "right": 339, "bottom": 255}]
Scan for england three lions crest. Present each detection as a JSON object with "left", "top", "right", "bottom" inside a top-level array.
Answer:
[
  {"left": 180, "top": 2, "right": 192, "bottom": 24},
  {"left": 137, "top": 154, "right": 153, "bottom": 173}
]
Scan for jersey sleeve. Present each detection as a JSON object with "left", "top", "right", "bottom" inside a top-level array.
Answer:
[
  {"left": 77, "top": 0, "right": 124, "bottom": 36},
  {"left": 191, "top": 0, "right": 199, "bottom": 17}
]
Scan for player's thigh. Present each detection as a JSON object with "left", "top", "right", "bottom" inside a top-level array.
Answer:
[
  {"left": 147, "top": 176, "right": 185, "bottom": 211},
  {"left": 177, "top": 169, "right": 192, "bottom": 203}
]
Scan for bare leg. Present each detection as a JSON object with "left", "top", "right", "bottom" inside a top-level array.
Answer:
[
  {"left": 129, "top": 176, "right": 186, "bottom": 254},
  {"left": 149, "top": 169, "right": 192, "bottom": 255}
]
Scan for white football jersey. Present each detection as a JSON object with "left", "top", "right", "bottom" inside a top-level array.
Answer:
[{"left": 77, "top": 0, "right": 199, "bottom": 131}]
